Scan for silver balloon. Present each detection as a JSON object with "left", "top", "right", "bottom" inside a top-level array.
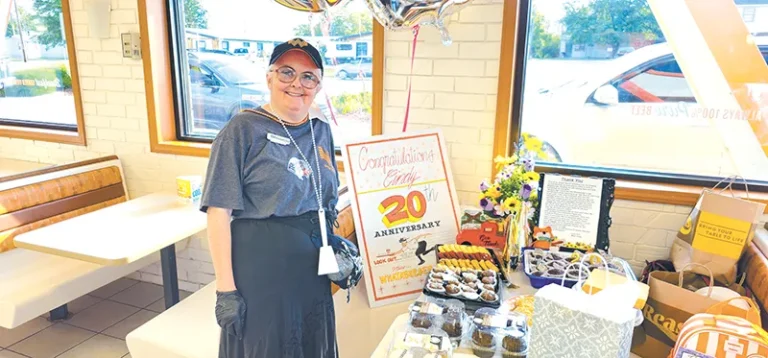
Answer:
[
  {"left": 364, "top": 0, "right": 472, "bottom": 46},
  {"left": 273, "top": 0, "right": 346, "bottom": 13}
]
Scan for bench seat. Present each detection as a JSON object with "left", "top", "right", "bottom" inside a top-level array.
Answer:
[
  {"left": 0, "top": 248, "right": 158, "bottom": 329},
  {"left": 126, "top": 282, "right": 219, "bottom": 358}
]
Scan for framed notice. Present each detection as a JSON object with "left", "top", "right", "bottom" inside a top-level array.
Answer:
[
  {"left": 533, "top": 173, "right": 615, "bottom": 251},
  {"left": 342, "top": 129, "right": 461, "bottom": 308}
]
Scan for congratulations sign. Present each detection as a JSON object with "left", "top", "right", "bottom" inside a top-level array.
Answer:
[{"left": 342, "top": 129, "right": 461, "bottom": 308}]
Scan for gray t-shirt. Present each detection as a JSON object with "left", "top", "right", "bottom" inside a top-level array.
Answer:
[{"left": 199, "top": 107, "right": 339, "bottom": 219}]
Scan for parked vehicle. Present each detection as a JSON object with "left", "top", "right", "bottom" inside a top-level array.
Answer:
[
  {"left": 522, "top": 38, "right": 768, "bottom": 176},
  {"left": 335, "top": 57, "right": 372, "bottom": 79},
  {"left": 187, "top": 52, "right": 269, "bottom": 130}
]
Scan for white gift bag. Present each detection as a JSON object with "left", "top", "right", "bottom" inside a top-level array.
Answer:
[{"left": 528, "top": 255, "right": 639, "bottom": 358}]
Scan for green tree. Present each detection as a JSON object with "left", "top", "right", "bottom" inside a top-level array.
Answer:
[
  {"left": 32, "top": 0, "right": 64, "bottom": 49},
  {"left": 528, "top": 9, "right": 561, "bottom": 59},
  {"left": 184, "top": 0, "right": 208, "bottom": 29},
  {"left": 293, "top": 12, "right": 372, "bottom": 37},
  {"left": 561, "top": 0, "right": 663, "bottom": 57},
  {"left": 5, "top": 3, "right": 36, "bottom": 38}
]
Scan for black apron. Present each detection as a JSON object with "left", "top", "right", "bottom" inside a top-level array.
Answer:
[{"left": 220, "top": 212, "right": 338, "bottom": 358}]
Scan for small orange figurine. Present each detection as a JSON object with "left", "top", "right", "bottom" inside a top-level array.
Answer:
[{"left": 531, "top": 226, "right": 563, "bottom": 249}]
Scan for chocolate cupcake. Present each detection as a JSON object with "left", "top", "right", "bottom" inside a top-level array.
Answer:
[
  {"left": 471, "top": 329, "right": 497, "bottom": 358},
  {"left": 442, "top": 319, "right": 463, "bottom": 338},
  {"left": 547, "top": 268, "right": 564, "bottom": 277},
  {"left": 445, "top": 284, "right": 461, "bottom": 296},
  {"left": 502, "top": 331, "right": 528, "bottom": 357},
  {"left": 480, "top": 291, "right": 499, "bottom": 303},
  {"left": 481, "top": 276, "right": 496, "bottom": 285},
  {"left": 411, "top": 315, "right": 432, "bottom": 329}
]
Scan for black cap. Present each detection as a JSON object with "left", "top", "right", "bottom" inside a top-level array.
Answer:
[{"left": 269, "top": 38, "right": 324, "bottom": 75}]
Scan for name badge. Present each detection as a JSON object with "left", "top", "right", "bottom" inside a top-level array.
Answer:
[{"left": 267, "top": 133, "right": 290, "bottom": 146}]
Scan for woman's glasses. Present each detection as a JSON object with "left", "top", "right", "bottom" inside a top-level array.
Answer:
[{"left": 271, "top": 66, "right": 321, "bottom": 89}]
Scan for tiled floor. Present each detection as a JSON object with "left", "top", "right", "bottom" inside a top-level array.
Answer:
[{"left": 0, "top": 278, "right": 191, "bottom": 358}]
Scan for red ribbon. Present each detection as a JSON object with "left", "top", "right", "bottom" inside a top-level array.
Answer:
[
  {"left": 402, "top": 25, "right": 420, "bottom": 133},
  {"left": 323, "top": 91, "right": 338, "bottom": 127}
]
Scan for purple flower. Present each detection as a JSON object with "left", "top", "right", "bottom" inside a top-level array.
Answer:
[
  {"left": 521, "top": 183, "right": 532, "bottom": 200},
  {"left": 522, "top": 158, "right": 535, "bottom": 172},
  {"left": 480, "top": 198, "right": 494, "bottom": 211},
  {"left": 480, "top": 180, "right": 489, "bottom": 192}
]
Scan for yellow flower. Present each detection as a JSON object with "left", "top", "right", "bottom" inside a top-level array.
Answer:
[
  {"left": 485, "top": 185, "right": 502, "bottom": 199},
  {"left": 526, "top": 136, "right": 543, "bottom": 152},
  {"left": 503, "top": 197, "right": 521, "bottom": 214},
  {"left": 494, "top": 155, "right": 518, "bottom": 170},
  {"left": 524, "top": 172, "right": 540, "bottom": 183}
]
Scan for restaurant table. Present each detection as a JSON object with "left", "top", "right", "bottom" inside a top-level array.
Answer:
[
  {"left": 13, "top": 192, "right": 207, "bottom": 311},
  {"left": 370, "top": 269, "right": 643, "bottom": 358}
]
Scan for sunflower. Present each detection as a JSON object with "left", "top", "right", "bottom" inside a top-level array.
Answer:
[{"left": 524, "top": 172, "right": 540, "bottom": 183}]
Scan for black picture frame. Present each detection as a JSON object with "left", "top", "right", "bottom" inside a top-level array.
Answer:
[{"left": 532, "top": 173, "right": 616, "bottom": 252}]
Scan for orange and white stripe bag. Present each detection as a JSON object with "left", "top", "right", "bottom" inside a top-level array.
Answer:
[{"left": 670, "top": 297, "right": 768, "bottom": 358}]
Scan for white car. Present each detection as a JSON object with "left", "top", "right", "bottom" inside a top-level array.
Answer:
[{"left": 522, "top": 38, "right": 768, "bottom": 177}]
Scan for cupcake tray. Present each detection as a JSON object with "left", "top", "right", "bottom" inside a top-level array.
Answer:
[
  {"left": 422, "top": 271, "right": 503, "bottom": 311},
  {"left": 522, "top": 247, "right": 626, "bottom": 289}
]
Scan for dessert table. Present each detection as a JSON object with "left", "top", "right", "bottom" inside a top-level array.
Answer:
[
  {"left": 13, "top": 192, "right": 207, "bottom": 309},
  {"left": 370, "top": 269, "right": 643, "bottom": 357}
]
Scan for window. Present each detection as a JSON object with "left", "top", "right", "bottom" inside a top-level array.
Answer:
[
  {"left": 164, "top": 0, "right": 377, "bottom": 150},
  {"left": 509, "top": 0, "right": 768, "bottom": 190},
  {"left": 0, "top": 0, "right": 85, "bottom": 144},
  {"left": 742, "top": 7, "right": 756, "bottom": 22}
]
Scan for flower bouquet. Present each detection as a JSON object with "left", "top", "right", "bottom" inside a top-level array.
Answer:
[{"left": 478, "top": 136, "right": 543, "bottom": 271}]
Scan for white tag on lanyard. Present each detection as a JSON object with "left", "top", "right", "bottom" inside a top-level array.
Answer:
[{"left": 317, "top": 208, "right": 340, "bottom": 275}]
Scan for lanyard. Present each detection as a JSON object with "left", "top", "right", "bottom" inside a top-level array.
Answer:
[{"left": 275, "top": 114, "right": 329, "bottom": 249}]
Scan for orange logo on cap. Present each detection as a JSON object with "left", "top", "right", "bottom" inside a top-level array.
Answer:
[{"left": 288, "top": 38, "right": 309, "bottom": 47}]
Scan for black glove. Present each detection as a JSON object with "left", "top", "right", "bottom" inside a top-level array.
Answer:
[{"left": 215, "top": 290, "right": 246, "bottom": 340}]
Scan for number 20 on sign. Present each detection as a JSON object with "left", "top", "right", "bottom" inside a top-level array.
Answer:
[{"left": 378, "top": 191, "right": 427, "bottom": 228}]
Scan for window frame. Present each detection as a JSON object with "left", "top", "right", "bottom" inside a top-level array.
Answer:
[
  {"left": 494, "top": 0, "right": 768, "bottom": 207},
  {"left": 138, "top": 0, "right": 384, "bottom": 173},
  {"left": 0, "top": 0, "right": 87, "bottom": 146}
]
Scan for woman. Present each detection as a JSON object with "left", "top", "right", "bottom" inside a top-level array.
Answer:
[{"left": 200, "top": 38, "right": 340, "bottom": 358}]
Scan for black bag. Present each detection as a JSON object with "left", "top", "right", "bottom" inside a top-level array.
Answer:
[{"left": 639, "top": 259, "right": 675, "bottom": 284}]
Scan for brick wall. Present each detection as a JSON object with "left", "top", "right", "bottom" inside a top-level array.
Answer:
[{"left": 0, "top": 0, "right": 707, "bottom": 288}]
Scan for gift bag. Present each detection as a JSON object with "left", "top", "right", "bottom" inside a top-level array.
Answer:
[
  {"left": 631, "top": 264, "right": 752, "bottom": 358},
  {"left": 671, "top": 177, "right": 765, "bottom": 285},
  {"left": 670, "top": 297, "right": 768, "bottom": 358},
  {"left": 529, "top": 258, "right": 639, "bottom": 358}
]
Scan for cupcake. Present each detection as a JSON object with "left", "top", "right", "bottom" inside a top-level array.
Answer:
[
  {"left": 481, "top": 276, "right": 496, "bottom": 285},
  {"left": 482, "top": 270, "right": 495, "bottom": 278},
  {"left": 502, "top": 331, "right": 528, "bottom": 357},
  {"left": 427, "top": 282, "right": 445, "bottom": 293},
  {"left": 463, "top": 291, "right": 480, "bottom": 301},
  {"left": 471, "top": 328, "right": 497, "bottom": 358},
  {"left": 442, "top": 319, "right": 463, "bottom": 339},
  {"left": 462, "top": 272, "right": 478, "bottom": 282},
  {"left": 480, "top": 291, "right": 499, "bottom": 303},
  {"left": 445, "top": 284, "right": 461, "bottom": 296},
  {"left": 411, "top": 315, "right": 433, "bottom": 329},
  {"left": 547, "top": 268, "right": 564, "bottom": 277},
  {"left": 461, "top": 285, "right": 475, "bottom": 293},
  {"left": 483, "top": 284, "right": 495, "bottom": 292}
]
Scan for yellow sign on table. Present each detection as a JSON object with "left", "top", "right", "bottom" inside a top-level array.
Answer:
[{"left": 692, "top": 211, "right": 751, "bottom": 260}]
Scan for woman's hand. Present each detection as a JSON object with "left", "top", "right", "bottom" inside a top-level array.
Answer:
[{"left": 215, "top": 290, "right": 246, "bottom": 339}]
